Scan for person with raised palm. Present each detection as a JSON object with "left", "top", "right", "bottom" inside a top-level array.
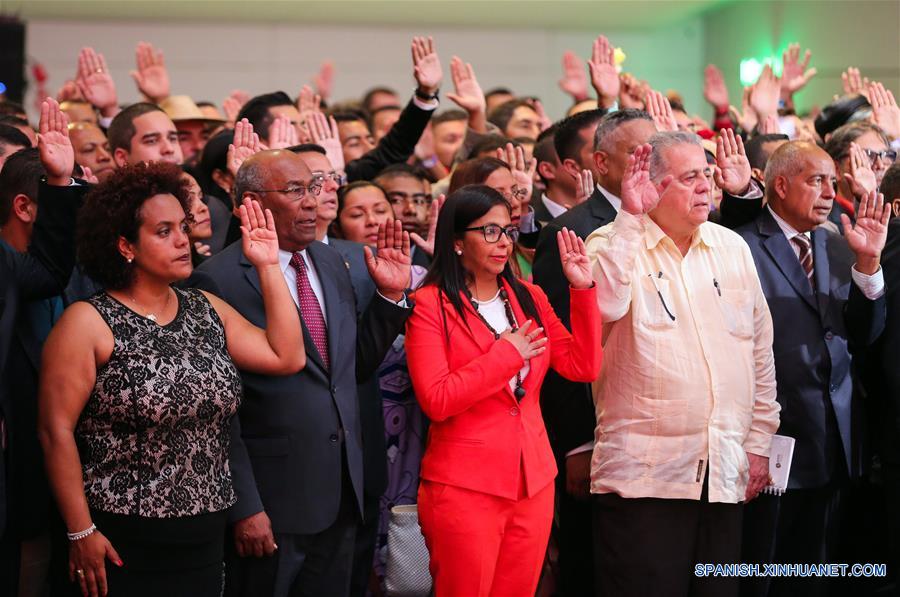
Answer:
[
  {"left": 586, "top": 131, "right": 779, "bottom": 596},
  {"left": 405, "top": 184, "right": 601, "bottom": 597},
  {"left": 558, "top": 50, "right": 590, "bottom": 104},
  {"left": 75, "top": 47, "right": 120, "bottom": 123},
  {"left": 447, "top": 55, "right": 487, "bottom": 133},
  {"left": 131, "top": 41, "right": 170, "bottom": 104},
  {"left": 780, "top": 43, "right": 817, "bottom": 110},
  {"left": 589, "top": 35, "right": 620, "bottom": 110}
]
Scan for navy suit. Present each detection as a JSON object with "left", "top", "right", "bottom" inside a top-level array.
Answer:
[
  {"left": 736, "top": 209, "right": 885, "bottom": 597},
  {"left": 191, "top": 240, "right": 409, "bottom": 596}
]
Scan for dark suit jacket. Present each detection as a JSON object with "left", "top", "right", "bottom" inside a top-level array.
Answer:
[
  {"left": 0, "top": 182, "right": 81, "bottom": 538},
  {"left": 532, "top": 195, "right": 556, "bottom": 228},
  {"left": 191, "top": 241, "right": 409, "bottom": 534},
  {"left": 346, "top": 99, "right": 433, "bottom": 183},
  {"left": 329, "top": 238, "right": 387, "bottom": 499},
  {"left": 532, "top": 187, "right": 617, "bottom": 459},
  {"left": 735, "top": 209, "right": 885, "bottom": 488}
]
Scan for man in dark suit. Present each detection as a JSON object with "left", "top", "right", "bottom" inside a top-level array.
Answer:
[
  {"left": 295, "top": 144, "right": 386, "bottom": 595},
  {"left": 0, "top": 99, "right": 81, "bottom": 593},
  {"left": 532, "top": 125, "right": 580, "bottom": 227},
  {"left": 736, "top": 141, "right": 889, "bottom": 597},
  {"left": 193, "top": 149, "right": 411, "bottom": 597}
]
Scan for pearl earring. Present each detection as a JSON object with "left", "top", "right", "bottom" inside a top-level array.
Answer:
[
  {"left": 127, "top": 257, "right": 133, "bottom": 263},
  {"left": 455, "top": 249, "right": 462, "bottom": 256}
]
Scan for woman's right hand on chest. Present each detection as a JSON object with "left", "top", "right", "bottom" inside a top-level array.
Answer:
[{"left": 499, "top": 320, "right": 547, "bottom": 360}]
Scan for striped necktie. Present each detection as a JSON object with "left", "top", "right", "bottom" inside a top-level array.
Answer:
[{"left": 791, "top": 234, "right": 814, "bottom": 288}]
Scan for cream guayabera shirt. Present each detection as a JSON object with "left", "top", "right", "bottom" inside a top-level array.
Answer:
[{"left": 585, "top": 210, "right": 779, "bottom": 504}]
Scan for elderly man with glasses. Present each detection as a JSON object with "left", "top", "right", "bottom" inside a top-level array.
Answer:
[
  {"left": 191, "top": 149, "right": 413, "bottom": 597},
  {"left": 585, "top": 131, "right": 780, "bottom": 597}
]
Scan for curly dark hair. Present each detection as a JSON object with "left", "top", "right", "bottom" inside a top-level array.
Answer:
[{"left": 77, "top": 161, "right": 191, "bottom": 290}]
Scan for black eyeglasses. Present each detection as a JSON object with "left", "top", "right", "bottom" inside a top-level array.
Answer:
[
  {"left": 863, "top": 149, "right": 898, "bottom": 164},
  {"left": 311, "top": 171, "right": 347, "bottom": 187},
  {"left": 252, "top": 182, "right": 323, "bottom": 201},
  {"left": 464, "top": 224, "right": 520, "bottom": 243},
  {"left": 386, "top": 192, "right": 431, "bottom": 206}
]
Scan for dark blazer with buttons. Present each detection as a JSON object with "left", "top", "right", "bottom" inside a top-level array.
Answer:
[
  {"left": 328, "top": 238, "right": 387, "bottom": 499},
  {"left": 191, "top": 240, "right": 410, "bottom": 534},
  {"left": 735, "top": 209, "right": 885, "bottom": 488},
  {"left": 532, "top": 187, "right": 617, "bottom": 460},
  {"left": 0, "top": 182, "right": 81, "bottom": 538}
]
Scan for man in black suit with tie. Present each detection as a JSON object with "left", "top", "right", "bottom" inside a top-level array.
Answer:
[
  {"left": 193, "top": 149, "right": 412, "bottom": 597},
  {"left": 0, "top": 99, "right": 81, "bottom": 592},
  {"left": 735, "top": 141, "right": 889, "bottom": 597}
]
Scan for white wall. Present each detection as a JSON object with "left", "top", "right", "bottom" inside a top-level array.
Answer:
[{"left": 24, "top": 17, "right": 706, "bottom": 123}]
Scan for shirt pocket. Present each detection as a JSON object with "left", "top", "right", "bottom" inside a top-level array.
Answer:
[
  {"left": 637, "top": 276, "right": 677, "bottom": 330},
  {"left": 717, "top": 288, "right": 754, "bottom": 339},
  {"left": 623, "top": 395, "right": 688, "bottom": 466}
]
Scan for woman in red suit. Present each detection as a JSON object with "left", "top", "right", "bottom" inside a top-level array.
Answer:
[{"left": 405, "top": 184, "right": 602, "bottom": 596}]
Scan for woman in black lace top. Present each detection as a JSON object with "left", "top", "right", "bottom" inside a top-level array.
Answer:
[{"left": 38, "top": 162, "right": 304, "bottom": 597}]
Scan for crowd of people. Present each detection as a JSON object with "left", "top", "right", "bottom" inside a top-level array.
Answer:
[{"left": 0, "top": 30, "right": 899, "bottom": 597}]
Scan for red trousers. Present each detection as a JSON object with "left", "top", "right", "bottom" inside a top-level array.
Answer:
[{"left": 417, "top": 479, "right": 554, "bottom": 596}]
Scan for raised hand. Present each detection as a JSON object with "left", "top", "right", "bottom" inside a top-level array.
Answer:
[
  {"left": 56, "top": 80, "right": 84, "bottom": 103},
  {"left": 557, "top": 227, "right": 592, "bottom": 289},
  {"left": 364, "top": 220, "right": 412, "bottom": 302},
  {"left": 750, "top": 65, "right": 780, "bottom": 120},
  {"left": 868, "top": 81, "right": 900, "bottom": 140},
  {"left": 588, "top": 35, "right": 620, "bottom": 109},
  {"left": 841, "top": 67, "right": 869, "bottom": 99},
  {"left": 729, "top": 86, "right": 758, "bottom": 133},
  {"left": 621, "top": 144, "right": 669, "bottom": 215},
  {"left": 618, "top": 72, "right": 646, "bottom": 110},
  {"left": 410, "top": 194, "right": 446, "bottom": 257},
  {"left": 758, "top": 114, "right": 781, "bottom": 135},
  {"left": 75, "top": 47, "right": 118, "bottom": 117},
  {"left": 646, "top": 90, "right": 678, "bottom": 133},
  {"left": 296, "top": 85, "right": 321, "bottom": 123},
  {"left": 497, "top": 143, "right": 537, "bottom": 209},
  {"left": 37, "top": 98, "right": 75, "bottom": 186},
  {"left": 312, "top": 61, "right": 335, "bottom": 101},
  {"left": 575, "top": 168, "right": 594, "bottom": 204},
  {"left": 703, "top": 64, "right": 729, "bottom": 110},
  {"left": 240, "top": 198, "right": 280, "bottom": 268},
  {"left": 713, "top": 128, "right": 752, "bottom": 195},
  {"left": 844, "top": 142, "right": 878, "bottom": 199},
  {"left": 222, "top": 96, "right": 241, "bottom": 125},
  {"left": 227, "top": 118, "right": 263, "bottom": 178},
  {"left": 307, "top": 111, "right": 345, "bottom": 172},
  {"left": 447, "top": 56, "right": 486, "bottom": 130},
  {"left": 267, "top": 115, "right": 299, "bottom": 150},
  {"left": 80, "top": 166, "right": 99, "bottom": 185},
  {"left": 780, "top": 43, "right": 817, "bottom": 98},
  {"left": 412, "top": 36, "right": 442, "bottom": 96},
  {"left": 558, "top": 50, "right": 589, "bottom": 102},
  {"left": 130, "top": 41, "right": 170, "bottom": 103},
  {"left": 499, "top": 320, "right": 547, "bottom": 360},
  {"left": 842, "top": 189, "right": 890, "bottom": 275}
]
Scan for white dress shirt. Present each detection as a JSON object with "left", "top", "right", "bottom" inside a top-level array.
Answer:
[{"left": 541, "top": 194, "right": 568, "bottom": 219}]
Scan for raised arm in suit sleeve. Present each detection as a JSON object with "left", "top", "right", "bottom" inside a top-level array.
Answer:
[
  {"left": 531, "top": 284, "right": 602, "bottom": 383},
  {"left": 346, "top": 98, "right": 435, "bottom": 182},
  {"left": 405, "top": 290, "right": 525, "bottom": 422},
  {"left": 9, "top": 182, "right": 83, "bottom": 301},
  {"left": 843, "top": 278, "right": 887, "bottom": 350},
  {"left": 585, "top": 209, "right": 645, "bottom": 323},
  {"left": 532, "top": 221, "right": 569, "bottom": 322},
  {"left": 355, "top": 294, "right": 412, "bottom": 382},
  {"left": 742, "top": 249, "right": 780, "bottom": 457},
  {"left": 717, "top": 179, "right": 764, "bottom": 230}
]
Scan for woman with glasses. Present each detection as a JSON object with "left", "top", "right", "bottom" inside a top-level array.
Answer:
[
  {"left": 38, "top": 162, "right": 304, "bottom": 597},
  {"left": 405, "top": 184, "right": 603, "bottom": 596},
  {"left": 825, "top": 122, "right": 895, "bottom": 222},
  {"left": 448, "top": 148, "right": 539, "bottom": 279}
]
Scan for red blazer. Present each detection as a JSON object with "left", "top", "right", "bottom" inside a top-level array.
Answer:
[{"left": 406, "top": 279, "right": 602, "bottom": 500}]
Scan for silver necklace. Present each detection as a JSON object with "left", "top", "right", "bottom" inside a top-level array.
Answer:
[{"left": 128, "top": 289, "right": 172, "bottom": 322}]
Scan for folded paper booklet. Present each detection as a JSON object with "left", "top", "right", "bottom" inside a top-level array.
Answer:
[{"left": 762, "top": 434, "right": 795, "bottom": 496}]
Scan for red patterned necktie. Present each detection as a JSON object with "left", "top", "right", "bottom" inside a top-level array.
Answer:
[
  {"left": 290, "top": 252, "right": 329, "bottom": 370},
  {"left": 791, "top": 234, "right": 814, "bottom": 288}
]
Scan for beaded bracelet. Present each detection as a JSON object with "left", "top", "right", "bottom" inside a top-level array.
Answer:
[{"left": 67, "top": 523, "right": 97, "bottom": 541}]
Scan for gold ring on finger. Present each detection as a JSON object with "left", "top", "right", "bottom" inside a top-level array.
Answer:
[{"left": 76, "top": 569, "right": 85, "bottom": 578}]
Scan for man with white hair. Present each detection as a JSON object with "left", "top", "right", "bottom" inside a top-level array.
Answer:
[{"left": 585, "top": 131, "right": 780, "bottom": 597}]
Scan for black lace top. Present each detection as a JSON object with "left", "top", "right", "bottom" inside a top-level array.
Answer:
[{"left": 77, "top": 288, "right": 242, "bottom": 518}]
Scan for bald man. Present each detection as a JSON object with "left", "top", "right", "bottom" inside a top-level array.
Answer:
[
  {"left": 736, "top": 141, "right": 889, "bottom": 597},
  {"left": 192, "top": 150, "right": 412, "bottom": 597}
]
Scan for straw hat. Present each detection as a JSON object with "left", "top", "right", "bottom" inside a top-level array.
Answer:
[{"left": 160, "top": 95, "right": 224, "bottom": 124}]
